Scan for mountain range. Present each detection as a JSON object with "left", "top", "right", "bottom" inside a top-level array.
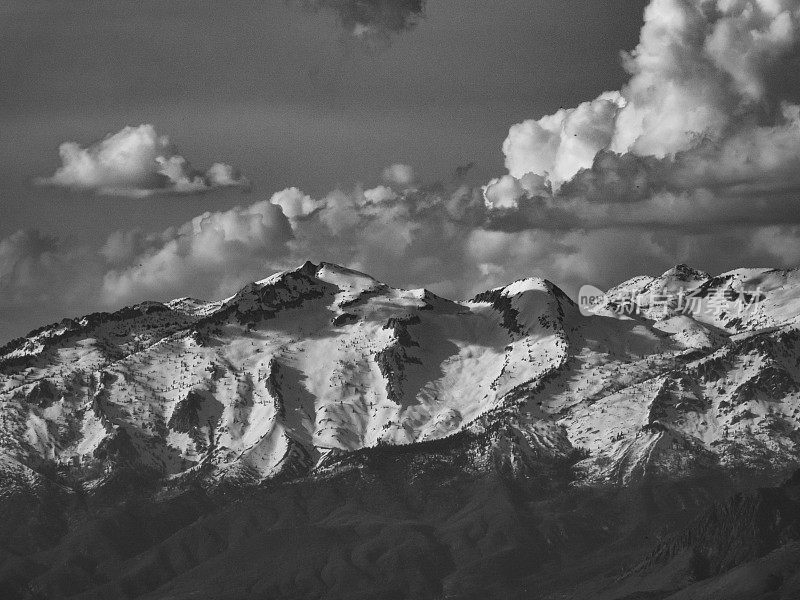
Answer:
[{"left": 2, "top": 261, "right": 800, "bottom": 599}]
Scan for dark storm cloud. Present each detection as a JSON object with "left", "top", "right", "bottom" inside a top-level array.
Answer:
[{"left": 301, "top": 0, "right": 425, "bottom": 37}]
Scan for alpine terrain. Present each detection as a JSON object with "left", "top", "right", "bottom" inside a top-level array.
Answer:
[{"left": 2, "top": 261, "right": 800, "bottom": 600}]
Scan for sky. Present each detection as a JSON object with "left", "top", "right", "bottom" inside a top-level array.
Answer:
[{"left": 2, "top": 0, "right": 800, "bottom": 342}]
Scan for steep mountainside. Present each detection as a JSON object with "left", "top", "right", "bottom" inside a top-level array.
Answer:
[{"left": 2, "top": 261, "right": 800, "bottom": 599}]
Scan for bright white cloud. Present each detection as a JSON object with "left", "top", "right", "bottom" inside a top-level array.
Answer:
[
  {"left": 499, "top": 0, "right": 800, "bottom": 195},
  {"left": 504, "top": 92, "right": 625, "bottom": 190},
  {"left": 101, "top": 200, "right": 292, "bottom": 304},
  {"left": 382, "top": 163, "right": 415, "bottom": 187},
  {"left": 363, "top": 185, "right": 398, "bottom": 204},
  {"left": 36, "top": 124, "right": 249, "bottom": 197},
  {"left": 269, "top": 187, "right": 322, "bottom": 219},
  {"left": 482, "top": 175, "right": 527, "bottom": 210}
]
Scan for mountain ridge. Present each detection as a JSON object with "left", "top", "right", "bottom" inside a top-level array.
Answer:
[
  {"left": 2, "top": 260, "right": 800, "bottom": 495},
  {"left": 3, "top": 261, "right": 800, "bottom": 599}
]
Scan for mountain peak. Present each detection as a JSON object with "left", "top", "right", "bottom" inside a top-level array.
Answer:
[
  {"left": 298, "top": 260, "right": 318, "bottom": 275},
  {"left": 317, "top": 261, "right": 378, "bottom": 283},
  {"left": 501, "top": 277, "right": 552, "bottom": 296},
  {"left": 662, "top": 263, "right": 710, "bottom": 281}
]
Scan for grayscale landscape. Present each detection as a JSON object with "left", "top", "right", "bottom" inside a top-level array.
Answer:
[{"left": 3, "top": 1, "right": 800, "bottom": 599}]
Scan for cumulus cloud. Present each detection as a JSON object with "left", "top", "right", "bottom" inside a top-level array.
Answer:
[
  {"left": 101, "top": 200, "right": 292, "bottom": 304},
  {"left": 492, "top": 0, "right": 800, "bottom": 227},
  {"left": 268, "top": 187, "right": 322, "bottom": 219},
  {"left": 503, "top": 92, "right": 626, "bottom": 190},
  {"left": 36, "top": 124, "right": 249, "bottom": 197}
]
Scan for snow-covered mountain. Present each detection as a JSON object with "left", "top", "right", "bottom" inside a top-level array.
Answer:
[{"left": 2, "top": 261, "right": 800, "bottom": 496}]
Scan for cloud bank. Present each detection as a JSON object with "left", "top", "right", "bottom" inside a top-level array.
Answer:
[
  {"left": 36, "top": 124, "right": 249, "bottom": 197},
  {"left": 3, "top": 178, "right": 794, "bottom": 330},
  {"left": 101, "top": 200, "right": 293, "bottom": 304}
]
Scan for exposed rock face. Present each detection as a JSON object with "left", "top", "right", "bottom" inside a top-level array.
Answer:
[
  {"left": 472, "top": 288, "right": 521, "bottom": 331},
  {"left": 167, "top": 390, "right": 204, "bottom": 434},
  {"left": 24, "top": 380, "right": 59, "bottom": 408}
]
